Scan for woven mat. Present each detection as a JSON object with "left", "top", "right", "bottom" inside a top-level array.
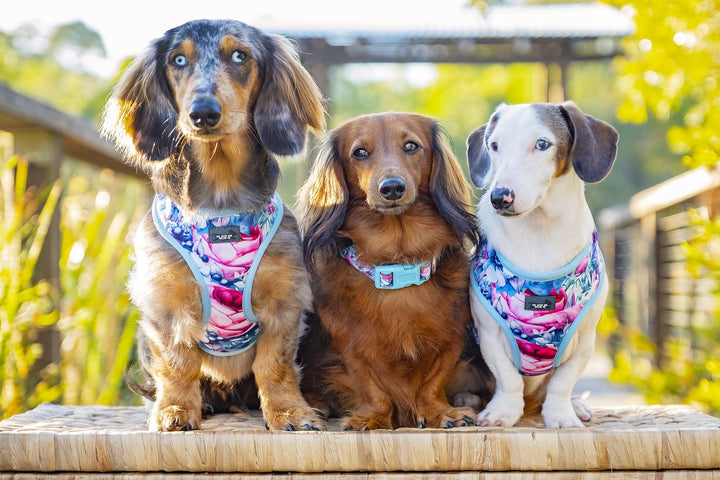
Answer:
[{"left": 1, "top": 404, "right": 719, "bottom": 473}]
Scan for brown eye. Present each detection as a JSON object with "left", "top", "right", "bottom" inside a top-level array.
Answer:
[
  {"left": 231, "top": 50, "right": 247, "bottom": 64},
  {"left": 403, "top": 141, "right": 419, "bottom": 153},
  {"left": 352, "top": 147, "right": 369, "bottom": 160}
]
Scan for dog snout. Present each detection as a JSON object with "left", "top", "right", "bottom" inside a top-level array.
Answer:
[
  {"left": 490, "top": 187, "right": 515, "bottom": 211},
  {"left": 379, "top": 177, "right": 407, "bottom": 201},
  {"left": 189, "top": 97, "right": 222, "bottom": 128}
]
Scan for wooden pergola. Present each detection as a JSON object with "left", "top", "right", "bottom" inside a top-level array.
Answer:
[{"left": 263, "top": 3, "right": 634, "bottom": 103}]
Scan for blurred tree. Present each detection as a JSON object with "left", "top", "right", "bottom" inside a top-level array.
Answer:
[
  {"left": 602, "top": 0, "right": 720, "bottom": 414},
  {"left": 0, "top": 22, "right": 112, "bottom": 123}
]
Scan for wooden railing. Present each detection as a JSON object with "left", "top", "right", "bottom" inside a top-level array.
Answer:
[{"left": 598, "top": 166, "right": 720, "bottom": 365}]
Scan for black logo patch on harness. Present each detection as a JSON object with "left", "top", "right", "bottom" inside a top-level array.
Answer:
[
  {"left": 208, "top": 226, "right": 240, "bottom": 244},
  {"left": 524, "top": 295, "right": 556, "bottom": 311}
]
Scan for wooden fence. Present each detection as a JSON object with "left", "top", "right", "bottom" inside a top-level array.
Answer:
[{"left": 598, "top": 166, "right": 720, "bottom": 365}]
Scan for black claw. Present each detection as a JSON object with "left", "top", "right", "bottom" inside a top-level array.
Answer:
[
  {"left": 343, "top": 425, "right": 355, "bottom": 431},
  {"left": 445, "top": 421, "right": 455, "bottom": 429},
  {"left": 301, "top": 424, "right": 314, "bottom": 431},
  {"left": 264, "top": 422, "right": 269, "bottom": 430},
  {"left": 463, "top": 416, "right": 475, "bottom": 425},
  {"left": 181, "top": 423, "right": 193, "bottom": 431},
  {"left": 285, "top": 424, "right": 295, "bottom": 431},
  {"left": 418, "top": 419, "right": 426, "bottom": 429}
]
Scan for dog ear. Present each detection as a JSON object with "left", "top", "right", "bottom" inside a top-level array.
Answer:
[
  {"left": 559, "top": 101, "right": 619, "bottom": 183},
  {"left": 254, "top": 35, "right": 326, "bottom": 156},
  {"left": 466, "top": 125, "right": 491, "bottom": 188},
  {"left": 430, "top": 124, "right": 479, "bottom": 246},
  {"left": 102, "top": 35, "right": 181, "bottom": 165},
  {"left": 296, "top": 135, "right": 348, "bottom": 266},
  {"left": 466, "top": 107, "right": 503, "bottom": 188}
]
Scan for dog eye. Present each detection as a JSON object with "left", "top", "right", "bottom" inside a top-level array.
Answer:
[
  {"left": 535, "top": 139, "right": 551, "bottom": 151},
  {"left": 172, "top": 54, "right": 188, "bottom": 67},
  {"left": 231, "top": 50, "right": 247, "bottom": 64},
  {"left": 489, "top": 141, "right": 499, "bottom": 152},
  {"left": 403, "top": 141, "right": 419, "bottom": 153},
  {"left": 352, "top": 148, "right": 369, "bottom": 160}
]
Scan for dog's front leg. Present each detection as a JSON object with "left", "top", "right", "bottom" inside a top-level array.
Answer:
[
  {"left": 148, "top": 342, "right": 203, "bottom": 431},
  {"left": 472, "top": 298, "right": 525, "bottom": 427},
  {"left": 541, "top": 329, "right": 596, "bottom": 428}
]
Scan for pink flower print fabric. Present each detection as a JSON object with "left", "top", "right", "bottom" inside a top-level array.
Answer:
[
  {"left": 152, "top": 193, "right": 283, "bottom": 356},
  {"left": 470, "top": 231, "right": 605, "bottom": 375}
]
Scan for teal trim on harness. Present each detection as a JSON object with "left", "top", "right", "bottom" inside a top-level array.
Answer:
[
  {"left": 470, "top": 231, "right": 605, "bottom": 376},
  {"left": 152, "top": 193, "right": 283, "bottom": 356}
]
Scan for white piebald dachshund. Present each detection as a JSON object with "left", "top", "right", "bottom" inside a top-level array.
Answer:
[{"left": 466, "top": 101, "right": 618, "bottom": 428}]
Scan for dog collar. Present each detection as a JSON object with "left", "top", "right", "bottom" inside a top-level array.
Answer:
[{"left": 340, "top": 245, "right": 432, "bottom": 290}]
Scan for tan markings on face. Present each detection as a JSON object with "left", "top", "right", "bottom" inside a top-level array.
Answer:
[
  {"left": 166, "top": 38, "right": 196, "bottom": 121},
  {"left": 214, "top": 36, "right": 260, "bottom": 137},
  {"left": 340, "top": 115, "right": 432, "bottom": 213}
]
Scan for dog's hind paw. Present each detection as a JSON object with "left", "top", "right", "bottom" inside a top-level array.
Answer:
[{"left": 571, "top": 396, "right": 593, "bottom": 422}]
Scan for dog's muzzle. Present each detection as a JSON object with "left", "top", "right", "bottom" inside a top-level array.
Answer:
[
  {"left": 490, "top": 186, "right": 515, "bottom": 212},
  {"left": 189, "top": 97, "right": 222, "bottom": 129},
  {"left": 379, "top": 177, "right": 407, "bottom": 201}
]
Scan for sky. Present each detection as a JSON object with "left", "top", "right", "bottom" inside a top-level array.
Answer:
[{"left": 0, "top": 0, "right": 474, "bottom": 77}]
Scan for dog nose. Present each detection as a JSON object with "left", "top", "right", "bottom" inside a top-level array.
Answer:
[
  {"left": 379, "top": 177, "right": 407, "bottom": 200},
  {"left": 189, "top": 98, "right": 222, "bottom": 128},
  {"left": 490, "top": 187, "right": 515, "bottom": 210}
]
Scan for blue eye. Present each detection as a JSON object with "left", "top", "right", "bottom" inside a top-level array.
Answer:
[
  {"left": 535, "top": 138, "right": 551, "bottom": 151},
  {"left": 490, "top": 141, "right": 498, "bottom": 152},
  {"left": 173, "top": 54, "right": 187, "bottom": 67}
]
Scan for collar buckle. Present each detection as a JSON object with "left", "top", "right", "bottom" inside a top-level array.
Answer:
[{"left": 374, "top": 263, "right": 425, "bottom": 289}]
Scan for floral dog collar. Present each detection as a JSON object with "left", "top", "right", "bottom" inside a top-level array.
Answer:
[
  {"left": 152, "top": 193, "right": 283, "bottom": 356},
  {"left": 340, "top": 245, "right": 432, "bottom": 289},
  {"left": 470, "top": 231, "right": 605, "bottom": 376}
]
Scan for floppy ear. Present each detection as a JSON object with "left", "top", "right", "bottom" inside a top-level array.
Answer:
[
  {"left": 466, "top": 125, "right": 490, "bottom": 188},
  {"left": 466, "top": 107, "right": 502, "bottom": 188},
  {"left": 429, "top": 124, "right": 479, "bottom": 247},
  {"left": 559, "top": 101, "right": 619, "bottom": 183},
  {"left": 296, "top": 135, "right": 348, "bottom": 267},
  {"left": 254, "top": 35, "right": 326, "bottom": 156},
  {"left": 101, "top": 35, "right": 181, "bottom": 165}
]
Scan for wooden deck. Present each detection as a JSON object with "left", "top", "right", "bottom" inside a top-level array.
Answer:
[{"left": 1, "top": 404, "right": 719, "bottom": 478}]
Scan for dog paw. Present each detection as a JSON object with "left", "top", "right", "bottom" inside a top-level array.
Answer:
[
  {"left": 150, "top": 404, "right": 201, "bottom": 431},
  {"left": 265, "top": 406, "right": 324, "bottom": 431},
  {"left": 542, "top": 402, "right": 585, "bottom": 429},
  {"left": 476, "top": 397, "right": 523, "bottom": 427},
  {"left": 341, "top": 413, "right": 392, "bottom": 431},
  {"left": 423, "top": 406, "right": 477, "bottom": 429},
  {"left": 571, "top": 397, "right": 593, "bottom": 422}
]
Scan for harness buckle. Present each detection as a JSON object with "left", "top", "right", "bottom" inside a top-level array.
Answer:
[{"left": 374, "top": 264, "right": 424, "bottom": 289}]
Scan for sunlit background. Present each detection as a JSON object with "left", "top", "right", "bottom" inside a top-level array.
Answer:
[{"left": 1, "top": 0, "right": 719, "bottom": 419}]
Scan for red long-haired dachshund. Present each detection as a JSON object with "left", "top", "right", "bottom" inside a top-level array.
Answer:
[
  {"left": 102, "top": 19, "right": 325, "bottom": 431},
  {"left": 297, "top": 112, "right": 487, "bottom": 430}
]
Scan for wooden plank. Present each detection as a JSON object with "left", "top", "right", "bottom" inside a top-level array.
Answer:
[{"left": 1, "top": 405, "right": 720, "bottom": 474}]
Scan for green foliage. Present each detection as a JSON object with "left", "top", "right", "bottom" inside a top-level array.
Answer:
[
  {"left": 0, "top": 153, "right": 62, "bottom": 418},
  {"left": 57, "top": 165, "right": 145, "bottom": 406},
  {"left": 602, "top": 0, "right": 720, "bottom": 415},
  {"left": 0, "top": 22, "right": 113, "bottom": 122},
  {"left": 608, "top": 0, "right": 720, "bottom": 168}
]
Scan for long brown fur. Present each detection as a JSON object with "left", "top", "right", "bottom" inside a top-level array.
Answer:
[
  {"left": 102, "top": 19, "right": 324, "bottom": 431},
  {"left": 297, "top": 112, "right": 490, "bottom": 430}
]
